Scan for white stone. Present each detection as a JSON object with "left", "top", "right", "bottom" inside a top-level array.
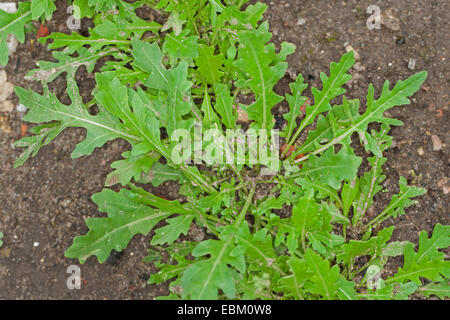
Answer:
[
  {"left": 16, "top": 104, "right": 28, "bottom": 113},
  {"left": 296, "top": 18, "right": 306, "bottom": 26}
]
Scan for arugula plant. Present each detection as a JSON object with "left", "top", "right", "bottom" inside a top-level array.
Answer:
[{"left": 5, "top": 0, "right": 449, "bottom": 300}]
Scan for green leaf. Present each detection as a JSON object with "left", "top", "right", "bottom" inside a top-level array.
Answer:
[
  {"left": 341, "top": 179, "right": 359, "bottom": 218},
  {"left": 182, "top": 235, "right": 245, "bottom": 299},
  {"left": 234, "top": 22, "right": 293, "bottom": 130},
  {"left": 336, "top": 227, "right": 394, "bottom": 268},
  {"left": 65, "top": 189, "right": 172, "bottom": 263},
  {"left": 106, "top": 151, "right": 159, "bottom": 186},
  {"left": 226, "top": 224, "right": 277, "bottom": 273},
  {"left": 163, "top": 30, "right": 199, "bottom": 65},
  {"left": 15, "top": 84, "right": 134, "bottom": 160},
  {"left": 358, "top": 282, "right": 418, "bottom": 300},
  {"left": 352, "top": 155, "right": 386, "bottom": 225},
  {"left": 140, "top": 162, "right": 187, "bottom": 187},
  {"left": 419, "top": 281, "right": 450, "bottom": 299},
  {"left": 93, "top": 15, "right": 160, "bottom": 39},
  {"left": 288, "top": 51, "right": 355, "bottom": 145},
  {"left": 295, "top": 177, "right": 343, "bottom": 209},
  {"left": 295, "top": 98, "right": 360, "bottom": 155},
  {"left": 306, "top": 71, "right": 427, "bottom": 158},
  {"left": 293, "top": 147, "right": 362, "bottom": 190},
  {"left": 95, "top": 73, "right": 169, "bottom": 158},
  {"left": 39, "top": 31, "right": 130, "bottom": 55},
  {"left": 13, "top": 123, "right": 60, "bottom": 168},
  {"left": 73, "top": 0, "right": 94, "bottom": 18},
  {"left": 26, "top": 47, "right": 114, "bottom": 83},
  {"left": 197, "top": 180, "right": 236, "bottom": 215},
  {"left": 132, "top": 39, "right": 169, "bottom": 91},
  {"left": 283, "top": 74, "right": 308, "bottom": 142},
  {"left": 200, "top": 89, "right": 220, "bottom": 127},
  {"left": 369, "top": 176, "right": 426, "bottom": 227},
  {"left": 152, "top": 215, "right": 195, "bottom": 245},
  {"left": 303, "top": 249, "right": 352, "bottom": 299},
  {"left": 161, "top": 11, "right": 186, "bottom": 36},
  {"left": 213, "top": 83, "right": 237, "bottom": 129},
  {"left": 387, "top": 224, "right": 450, "bottom": 285},
  {"left": 0, "top": 2, "right": 32, "bottom": 65},
  {"left": 31, "top": 0, "right": 56, "bottom": 20},
  {"left": 195, "top": 44, "right": 224, "bottom": 85},
  {"left": 382, "top": 241, "right": 410, "bottom": 257},
  {"left": 276, "top": 256, "right": 310, "bottom": 299},
  {"left": 160, "top": 61, "right": 195, "bottom": 136},
  {"left": 292, "top": 191, "right": 322, "bottom": 250}
]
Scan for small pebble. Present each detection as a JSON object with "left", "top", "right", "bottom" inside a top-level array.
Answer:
[
  {"left": 237, "top": 106, "right": 249, "bottom": 123},
  {"left": 417, "top": 147, "right": 424, "bottom": 156},
  {"left": 431, "top": 135, "right": 442, "bottom": 151},
  {"left": 381, "top": 8, "right": 401, "bottom": 31},
  {"left": 61, "top": 199, "right": 71, "bottom": 208},
  {"left": 16, "top": 104, "right": 28, "bottom": 113},
  {"left": 345, "top": 45, "right": 360, "bottom": 60},
  {"left": 408, "top": 58, "right": 416, "bottom": 70},
  {"left": 296, "top": 18, "right": 306, "bottom": 26}
]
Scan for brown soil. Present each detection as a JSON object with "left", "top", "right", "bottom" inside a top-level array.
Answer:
[{"left": 0, "top": 0, "right": 448, "bottom": 299}]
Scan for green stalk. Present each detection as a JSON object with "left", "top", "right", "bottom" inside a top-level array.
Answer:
[{"left": 234, "top": 185, "right": 256, "bottom": 227}]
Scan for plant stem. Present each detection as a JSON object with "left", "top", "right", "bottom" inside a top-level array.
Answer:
[{"left": 234, "top": 184, "right": 256, "bottom": 227}]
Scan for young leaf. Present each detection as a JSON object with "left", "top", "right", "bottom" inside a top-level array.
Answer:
[
  {"left": 0, "top": 2, "right": 32, "bottom": 65},
  {"left": 292, "top": 191, "right": 322, "bottom": 251},
  {"left": 419, "top": 281, "right": 450, "bottom": 299},
  {"left": 151, "top": 215, "right": 195, "bottom": 245},
  {"left": 213, "top": 83, "right": 237, "bottom": 129},
  {"left": 234, "top": 22, "right": 293, "bottom": 130},
  {"left": 65, "top": 189, "right": 172, "bottom": 263},
  {"left": 276, "top": 256, "right": 311, "bottom": 299},
  {"left": 226, "top": 224, "right": 278, "bottom": 273},
  {"left": 288, "top": 51, "right": 355, "bottom": 145},
  {"left": 305, "top": 71, "right": 427, "bottom": 158},
  {"left": 367, "top": 176, "right": 426, "bottom": 227},
  {"left": 387, "top": 224, "right": 450, "bottom": 285},
  {"left": 31, "top": 0, "right": 56, "bottom": 20},
  {"left": 200, "top": 89, "right": 220, "bottom": 127},
  {"left": 132, "top": 39, "right": 169, "bottom": 91},
  {"left": 352, "top": 155, "right": 386, "bottom": 225},
  {"left": 303, "top": 249, "right": 353, "bottom": 299},
  {"left": 358, "top": 282, "right": 418, "bottom": 300},
  {"left": 295, "top": 98, "right": 360, "bottom": 155},
  {"left": 15, "top": 85, "right": 135, "bottom": 160},
  {"left": 195, "top": 44, "right": 224, "bottom": 85},
  {"left": 26, "top": 47, "right": 114, "bottom": 83},
  {"left": 105, "top": 151, "right": 159, "bottom": 186},
  {"left": 283, "top": 74, "right": 308, "bottom": 142},
  {"left": 181, "top": 235, "right": 245, "bottom": 299},
  {"left": 291, "top": 147, "right": 362, "bottom": 190},
  {"left": 163, "top": 30, "right": 199, "bottom": 65}
]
